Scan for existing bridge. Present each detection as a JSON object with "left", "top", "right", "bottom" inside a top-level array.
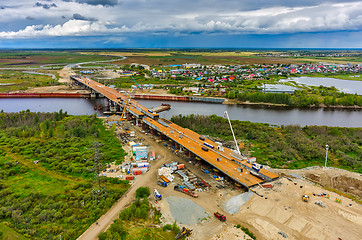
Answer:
[{"left": 70, "top": 75, "right": 278, "bottom": 188}]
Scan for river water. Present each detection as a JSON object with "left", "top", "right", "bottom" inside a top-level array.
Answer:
[
  {"left": 285, "top": 77, "right": 362, "bottom": 94},
  {"left": 1, "top": 98, "right": 361, "bottom": 127}
]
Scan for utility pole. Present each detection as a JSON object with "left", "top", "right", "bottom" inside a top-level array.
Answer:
[
  {"left": 91, "top": 140, "right": 106, "bottom": 204},
  {"left": 224, "top": 111, "right": 241, "bottom": 155}
]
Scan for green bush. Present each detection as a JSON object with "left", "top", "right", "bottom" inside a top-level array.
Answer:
[
  {"left": 171, "top": 221, "right": 180, "bottom": 234},
  {"left": 163, "top": 224, "right": 172, "bottom": 231},
  {"left": 136, "top": 187, "right": 150, "bottom": 199},
  {"left": 241, "top": 226, "right": 256, "bottom": 240}
]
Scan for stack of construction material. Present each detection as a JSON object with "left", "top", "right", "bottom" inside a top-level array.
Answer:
[{"left": 158, "top": 167, "right": 174, "bottom": 182}]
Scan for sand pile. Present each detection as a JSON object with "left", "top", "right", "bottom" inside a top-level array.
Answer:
[{"left": 224, "top": 191, "right": 254, "bottom": 214}]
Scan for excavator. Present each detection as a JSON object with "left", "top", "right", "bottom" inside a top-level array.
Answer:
[
  {"left": 175, "top": 227, "right": 192, "bottom": 239},
  {"left": 302, "top": 195, "right": 309, "bottom": 202}
]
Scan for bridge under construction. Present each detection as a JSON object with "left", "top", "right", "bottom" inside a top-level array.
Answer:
[{"left": 70, "top": 75, "right": 278, "bottom": 188}]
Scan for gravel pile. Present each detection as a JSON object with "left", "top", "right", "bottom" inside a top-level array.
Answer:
[
  {"left": 224, "top": 191, "right": 254, "bottom": 214},
  {"left": 166, "top": 196, "right": 209, "bottom": 225}
]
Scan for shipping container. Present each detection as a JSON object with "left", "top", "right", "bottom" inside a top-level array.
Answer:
[
  {"left": 125, "top": 175, "right": 135, "bottom": 180},
  {"left": 204, "top": 142, "right": 214, "bottom": 149},
  {"left": 133, "top": 169, "right": 142, "bottom": 175},
  {"left": 177, "top": 164, "right": 185, "bottom": 170},
  {"left": 137, "top": 162, "right": 149, "bottom": 168},
  {"left": 139, "top": 167, "right": 149, "bottom": 173}
]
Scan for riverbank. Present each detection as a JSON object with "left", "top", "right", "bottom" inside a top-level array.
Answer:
[
  {"left": 9, "top": 83, "right": 361, "bottom": 110},
  {"left": 223, "top": 98, "right": 362, "bottom": 110}
]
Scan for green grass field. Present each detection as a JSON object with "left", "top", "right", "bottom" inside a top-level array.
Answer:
[
  {"left": 0, "top": 222, "right": 28, "bottom": 240},
  {"left": 0, "top": 70, "right": 58, "bottom": 92}
]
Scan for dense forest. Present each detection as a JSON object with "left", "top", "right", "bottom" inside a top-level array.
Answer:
[
  {"left": 99, "top": 187, "right": 178, "bottom": 240},
  {"left": 171, "top": 114, "right": 362, "bottom": 173},
  {"left": 0, "top": 110, "right": 128, "bottom": 239}
]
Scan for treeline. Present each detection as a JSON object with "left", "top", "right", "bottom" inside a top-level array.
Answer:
[
  {"left": 226, "top": 90, "right": 362, "bottom": 107},
  {"left": 0, "top": 111, "right": 128, "bottom": 239},
  {"left": 171, "top": 114, "right": 362, "bottom": 173},
  {"left": 99, "top": 187, "right": 178, "bottom": 240},
  {"left": 168, "top": 87, "right": 190, "bottom": 95}
]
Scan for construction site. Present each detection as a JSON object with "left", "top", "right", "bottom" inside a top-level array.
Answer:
[
  {"left": 92, "top": 116, "right": 362, "bottom": 240},
  {"left": 72, "top": 75, "right": 362, "bottom": 240}
]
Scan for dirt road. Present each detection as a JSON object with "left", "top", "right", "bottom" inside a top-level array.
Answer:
[{"left": 77, "top": 123, "right": 181, "bottom": 240}]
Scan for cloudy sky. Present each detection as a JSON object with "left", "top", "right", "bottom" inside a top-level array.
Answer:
[{"left": 0, "top": 0, "right": 361, "bottom": 48}]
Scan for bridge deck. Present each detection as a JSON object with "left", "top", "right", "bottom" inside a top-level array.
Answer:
[{"left": 71, "top": 75, "right": 278, "bottom": 188}]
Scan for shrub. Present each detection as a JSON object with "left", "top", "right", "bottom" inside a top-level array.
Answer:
[
  {"left": 241, "top": 226, "right": 256, "bottom": 240},
  {"left": 136, "top": 187, "right": 150, "bottom": 199}
]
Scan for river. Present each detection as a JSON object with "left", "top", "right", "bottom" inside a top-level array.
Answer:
[{"left": 1, "top": 98, "right": 361, "bottom": 127}]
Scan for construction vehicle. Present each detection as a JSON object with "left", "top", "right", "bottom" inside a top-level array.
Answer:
[
  {"left": 174, "top": 184, "right": 198, "bottom": 198},
  {"left": 302, "top": 195, "right": 309, "bottom": 202},
  {"left": 201, "top": 146, "right": 209, "bottom": 152},
  {"left": 154, "top": 188, "right": 162, "bottom": 201},
  {"left": 119, "top": 89, "right": 133, "bottom": 121},
  {"left": 132, "top": 76, "right": 141, "bottom": 88},
  {"left": 157, "top": 181, "right": 168, "bottom": 187},
  {"left": 224, "top": 111, "right": 241, "bottom": 155},
  {"left": 175, "top": 227, "right": 192, "bottom": 239},
  {"left": 214, "top": 212, "right": 226, "bottom": 222}
]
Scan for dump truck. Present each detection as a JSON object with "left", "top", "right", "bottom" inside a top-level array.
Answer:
[
  {"left": 157, "top": 181, "right": 168, "bottom": 187},
  {"left": 214, "top": 212, "right": 226, "bottom": 222},
  {"left": 174, "top": 184, "right": 198, "bottom": 198},
  {"left": 302, "top": 195, "right": 309, "bottom": 202},
  {"left": 175, "top": 227, "right": 192, "bottom": 239}
]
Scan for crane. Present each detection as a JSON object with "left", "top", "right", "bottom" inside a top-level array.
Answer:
[
  {"left": 132, "top": 76, "right": 141, "bottom": 88},
  {"left": 224, "top": 111, "right": 241, "bottom": 155},
  {"left": 119, "top": 88, "right": 133, "bottom": 121}
]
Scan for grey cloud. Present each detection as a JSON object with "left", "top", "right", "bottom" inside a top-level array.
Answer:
[
  {"left": 0, "top": 5, "right": 23, "bottom": 10},
  {"left": 73, "top": 13, "right": 97, "bottom": 21},
  {"left": 35, "top": 2, "right": 57, "bottom": 9},
  {"left": 64, "top": 0, "right": 118, "bottom": 7},
  {"left": 26, "top": 16, "right": 35, "bottom": 20},
  {"left": 1, "top": 0, "right": 362, "bottom": 39}
]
